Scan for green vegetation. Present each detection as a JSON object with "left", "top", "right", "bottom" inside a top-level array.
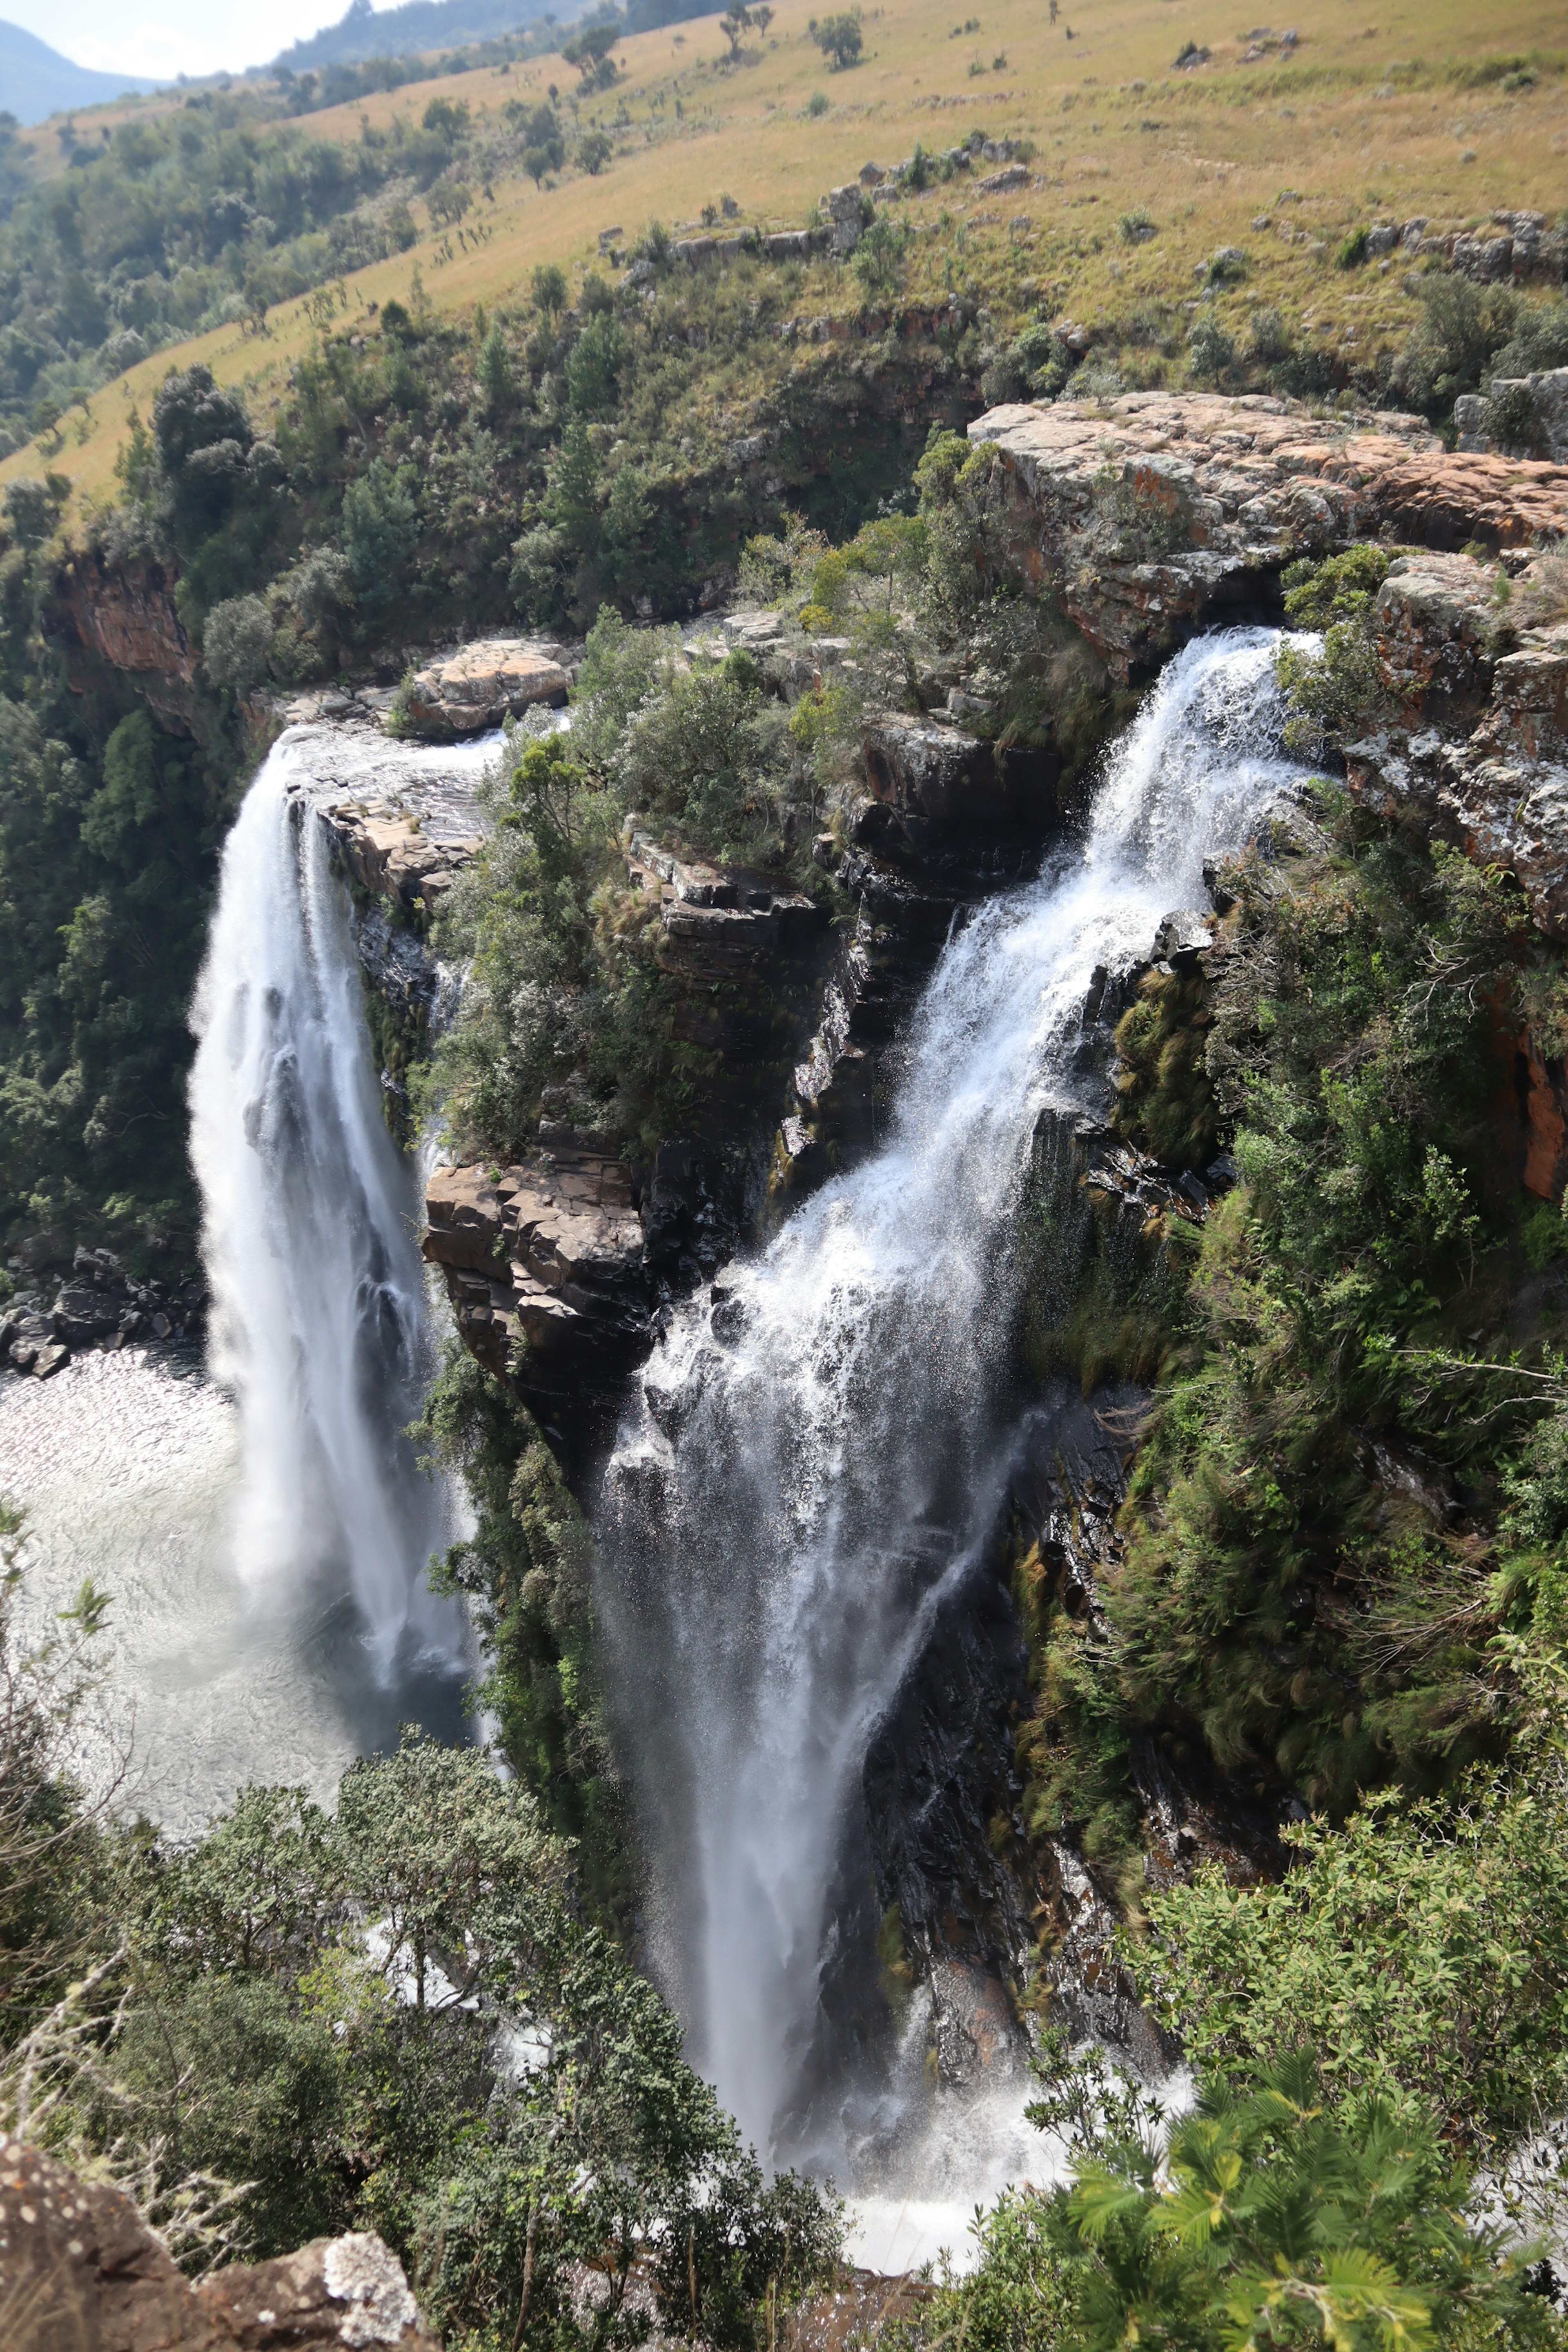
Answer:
[
  {"left": 1011, "top": 577, "right": 1568, "bottom": 1903},
  {"left": 0, "top": 1545, "right": 841, "bottom": 2336},
  {"left": 904, "top": 1646, "right": 1568, "bottom": 2350},
  {"left": 0, "top": 470, "right": 240, "bottom": 1258}
]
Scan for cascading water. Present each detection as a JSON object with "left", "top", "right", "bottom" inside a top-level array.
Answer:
[
  {"left": 189, "top": 734, "right": 466, "bottom": 1684},
  {"left": 595, "top": 627, "right": 1315, "bottom": 2184}
]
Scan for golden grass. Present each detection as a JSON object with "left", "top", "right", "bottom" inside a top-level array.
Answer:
[{"left": 7, "top": 0, "right": 1567, "bottom": 533}]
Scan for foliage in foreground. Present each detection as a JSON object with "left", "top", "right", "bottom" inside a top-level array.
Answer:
[{"left": 0, "top": 1546, "right": 840, "bottom": 2344}]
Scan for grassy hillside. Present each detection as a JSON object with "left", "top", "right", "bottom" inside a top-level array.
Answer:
[{"left": 5, "top": 0, "right": 1566, "bottom": 529}]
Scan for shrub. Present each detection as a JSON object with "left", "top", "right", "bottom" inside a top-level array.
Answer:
[
  {"left": 806, "top": 88, "right": 829, "bottom": 114},
  {"left": 201, "top": 595, "right": 274, "bottom": 695},
  {"left": 851, "top": 212, "right": 911, "bottom": 300},
  {"left": 578, "top": 127, "right": 613, "bottom": 175},
  {"left": 1247, "top": 303, "right": 1292, "bottom": 364},
  {"left": 1118, "top": 207, "right": 1157, "bottom": 244},
  {"left": 1337, "top": 224, "right": 1371, "bottom": 269},
  {"left": 808, "top": 8, "right": 863, "bottom": 69},
  {"left": 1187, "top": 314, "right": 1236, "bottom": 383}
]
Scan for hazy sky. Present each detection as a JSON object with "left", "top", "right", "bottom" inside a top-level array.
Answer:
[{"left": 7, "top": 0, "right": 357, "bottom": 81}]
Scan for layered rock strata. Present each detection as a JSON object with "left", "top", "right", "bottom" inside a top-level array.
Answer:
[{"left": 969, "top": 390, "right": 1568, "bottom": 681}]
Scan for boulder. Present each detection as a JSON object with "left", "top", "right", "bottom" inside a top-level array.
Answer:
[
  {"left": 401, "top": 639, "right": 571, "bottom": 737},
  {"left": 0, "top": 2134, "right": 438, "bottom": 2352},
  {"left": 825, "top": 183, "right": 865, "bottom": 256}
]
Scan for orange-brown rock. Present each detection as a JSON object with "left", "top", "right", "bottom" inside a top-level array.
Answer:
[
  {"left": 0, "top": 2135, "right": 437, "bottom": 2352},
  {"left": 969, "top": 391, "right": 1568, "bottom": 680},
  {"left": 52, "top": 552, "right": 198, "bottom": 733}
]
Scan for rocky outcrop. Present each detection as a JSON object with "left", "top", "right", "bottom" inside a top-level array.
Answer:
[
  {"left": 1346, "top": 547, "right": 1568, "bottom": 947},
  {"left": 0, "top": 2135, "right": 437, "bottom": 2352},
  {"left": 1457, "top": 365, "right": 1568, "bottom": 463},
  {"left": 51, "top": 551, "right": 198, "bottom": 733},
  {"left": 423, "top": 1151, "right": 651, "bottom": 1434},
  {"left": 319, "top": 799, "right": 482, "bottom": 916},
  {"left": 858, "top": 714, "right": 1059, "bottom": 868},
  {"left": 970, "top": 391, "right": 1568, "bottom": 681},
  {"left": 0, "top": 1245, "right": 206, "bottom": 1379},
  {"left": 401, "top": 638, "right": 573, "bottom": 737}
]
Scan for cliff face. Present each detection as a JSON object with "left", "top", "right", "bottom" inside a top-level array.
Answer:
[
  {"left": 50, "top": 548, "right": 199, "bottom": 733},
  {"left": 393, "top": 390, "right": 1568, "bottom": 2096}
]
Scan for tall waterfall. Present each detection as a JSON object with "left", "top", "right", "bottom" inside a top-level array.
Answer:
[
  {"left": 189, "top": 737, "right": 463, "bottom": 1677},
  {"left": 596, "top": 628, "right": 1312, "bottom": 2163}
]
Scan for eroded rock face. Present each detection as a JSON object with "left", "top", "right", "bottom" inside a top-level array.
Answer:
[
  {"left": 402, "top": 639, "right": 573, "bottom": 737},
  {"left": 53, "top": 551, "right": 198, "bottom": 733},
  {"left": 969, "top": 392, "right": 1568, "bottom": 680},
  {"left": 319, "top": 800, "right": 482, "bottom": 915},
  {"left": 423, "top": 1152, "right": 650, "bottom": 1423},
  {"left": 0, "top": 2136, "right": 437, "bottom": 2352}
]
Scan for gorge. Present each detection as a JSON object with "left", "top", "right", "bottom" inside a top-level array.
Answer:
[{"left": 8, "top": 347, "right": 1568, "bottom": 2350}]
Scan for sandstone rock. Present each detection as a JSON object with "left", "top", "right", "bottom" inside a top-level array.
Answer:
[
  {"left": 825, "top": 183, "right": 866, "bottom": 256},
  {"left": 1484, "top": 366, "right": 1568, "bottom": 463},
  {"left": 0, "top": 2136, "right": 437, "bottom": 2352},
  {"left": 1374, "top": 551, "right": 1501, "bottom": 712},
  {"left": 968, "top": 391, "right": 1568, "bottom": 681},
  {"left": 402, "top": 639, "right": 571, "bottom": 737},
  {"left": 424, "top": 1152, "right": 651, "bottom": 1424},
  {"left": 319, "top": 800, "right": 481, "bottom": 913},
  {"left": 197, "top": 2232, "right": 439, "bottom": 2350},
  {"left": 977, "top": 161, "right": 1029, "bottom": 194},
  {"left": 54, "top": 552, "right": 199, "bottom": 735},
  {"left": 860, "top": 714, "right": 1059, "bottom": 860}
]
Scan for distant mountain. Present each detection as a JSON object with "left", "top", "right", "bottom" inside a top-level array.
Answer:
[
  {"left": 0, "top": 19, "right": 161, "bottom": 125},
  {"left": 271, "top": 0, "right": 553, "bottom": 75}
]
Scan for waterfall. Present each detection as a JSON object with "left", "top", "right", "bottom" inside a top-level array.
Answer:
[
  {"left": 595, "top": 627, "right": 1314, "bottom": 2165},
  {"left": 188, "top": 736, "right": 463, "bottom": 1677}
]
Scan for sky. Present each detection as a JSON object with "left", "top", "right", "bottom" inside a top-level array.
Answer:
[{"left": 6, "top": 0, "right": 358, "bottom": 81}]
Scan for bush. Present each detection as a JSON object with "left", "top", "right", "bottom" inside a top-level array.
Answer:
[
  {"left": 1187, "top": 314, "right": 1236, "bottom": 384},
  {"left": 1247, "top": 304, "right": 1292, "bottom": 364},
  {"left": 809, "top": 7, "right": 863, "bottom": 68},
  {"left": 1337, "top": 224, "right": 1371, "bottom": 269},
  {"left": 806, "top": 87, "right": 830, "bottom": 114},
  {"left": 851, "top": 212, "right": 911, "bottom": 300},
  {"left": 1118, "top": 208, "right": 1157, "bottom": 245},
  {"left": 578, "top": 127, "right": 613, "bottom": 175},
  {"left": 201, "top": 594, "right": 274, "bottom": 695},
  {"left": 1392, "top": 272, "right": 1519, "bottom": 418}
]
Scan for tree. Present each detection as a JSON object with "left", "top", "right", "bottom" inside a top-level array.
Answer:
[
  {"left": 201, "top": 595, "right": 274, "bottom": 696},
  {"left": 532, "top": 261, "right": 568, "bottom": 317},
  {"left": 719, "top": 3, "right": 753, "bottom": 59},
  {"left": 339, "top": 457, "right": 419, "bottom": 607},
  {"left": 808, "top": 7, "right": 863, "bottom": 68},
  {"left": 561, "top": 22, "right": 619, "bottom": 88},
  {"left": 578, "top": 127, "right": 613, "bottom": 175}
]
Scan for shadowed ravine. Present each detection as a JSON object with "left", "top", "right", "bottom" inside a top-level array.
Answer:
[{"left": 593, "top": 627, "right": 1313, "bottom": 2207}]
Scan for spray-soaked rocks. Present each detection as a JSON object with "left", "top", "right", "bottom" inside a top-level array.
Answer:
[{"left": 0, "top": 1247, "right": 207, "bottom": 1379}]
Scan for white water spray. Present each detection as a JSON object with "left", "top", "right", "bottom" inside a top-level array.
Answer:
[
  {"left": 596, "top": 629, "right": 1313, "bottom": 2175},
  {"left": 189, "top": 735, "right": 463, "bottom": 1674}
]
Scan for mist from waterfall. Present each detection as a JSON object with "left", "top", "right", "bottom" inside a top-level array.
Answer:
[
  {"left": 189, "top": 735, "right": 465, "bottom": 1678},
  {"left": 595, "top": 627, "right": 1314, "bottom": 2173}
]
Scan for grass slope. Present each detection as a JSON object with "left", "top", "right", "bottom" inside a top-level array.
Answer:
[{"left": 4, "top": 0, "right": 1566, "bottom": 530}]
